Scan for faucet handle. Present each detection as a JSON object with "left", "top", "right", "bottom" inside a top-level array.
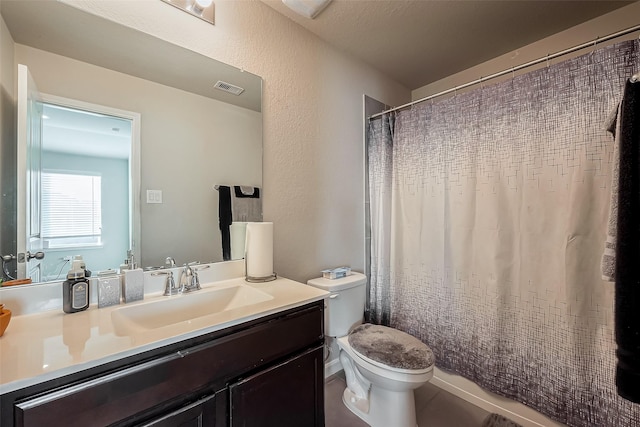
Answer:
[
  {"left": 165, "top": 257, "right": 176, "bottom": 268},
  {"left": 184, "top": 263, "right": 208, "bottom": 292},
  {"left": 153, "top": 271, "right": 179, "bottom": 296},
  {"left": 192, "top": 265, "right": 210, "bottom": 291}
]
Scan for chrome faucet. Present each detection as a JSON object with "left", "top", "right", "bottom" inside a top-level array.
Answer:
[
  {"left": 152, "top": 271, "right": 180, "bottom": 296},
  {"left": 165, "top": 257, "right": 176, "bottom": 268}
]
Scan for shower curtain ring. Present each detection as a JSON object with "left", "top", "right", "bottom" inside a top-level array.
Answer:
[
  {"left": 590, "top": 36, "right": 599, "bottom": 58},
  {"left": 546, "top": 54, "right": 550, "bottom": 68}
]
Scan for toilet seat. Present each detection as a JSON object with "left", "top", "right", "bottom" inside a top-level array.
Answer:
[
  {"left": 338, "top": 336, "right": 432, "bottom": 385},
  {"left": 348, "top": 324, "right": 435, "bottom": 372},
  {"left": 351, "top": 345, "right": 433, "bottom": 375}
]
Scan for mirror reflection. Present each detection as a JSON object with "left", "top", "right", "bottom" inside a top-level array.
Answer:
[
  {"left": 0, "top": 0, "right": 263, "bottom": 286},
  {"left": 37, "top": 101, "right": 134, "bottom": 282}
]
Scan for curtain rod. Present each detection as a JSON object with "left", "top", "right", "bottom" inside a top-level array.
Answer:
[{"left": 369, "top": 24, "right": 640, "bottom": 120}]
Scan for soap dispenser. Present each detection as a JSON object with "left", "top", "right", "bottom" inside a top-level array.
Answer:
[{"left": 122, "top": 250, "right": 144, "bottom": 303}]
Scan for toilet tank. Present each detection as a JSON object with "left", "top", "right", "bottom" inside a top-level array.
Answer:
[{"left": 307, "top": 272, "right": 367, "bottom": 338}]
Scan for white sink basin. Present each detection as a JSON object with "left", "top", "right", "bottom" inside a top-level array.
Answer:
[{"left": 111, "top": 284, "right": 274, "bottom": 333}]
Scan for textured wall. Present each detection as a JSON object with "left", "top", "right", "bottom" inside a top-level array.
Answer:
[{"left": 65, "top": 0, "right": 410, "bottom": 283}]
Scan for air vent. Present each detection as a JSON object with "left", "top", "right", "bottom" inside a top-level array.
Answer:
[{"left": 213, "top": 80, "right": 245, "bottom": 96}]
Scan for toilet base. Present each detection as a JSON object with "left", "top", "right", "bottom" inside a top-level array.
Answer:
[
  {"left": 342, "top": 387, "right": 370, "bottom": 415},
  {"left": 342, "top": 384, "right": 418, "bottom": 427}
]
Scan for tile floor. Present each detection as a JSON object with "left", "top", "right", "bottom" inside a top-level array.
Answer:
[{"left": 325, "top": 372, "right": 491, "bottom": 427}]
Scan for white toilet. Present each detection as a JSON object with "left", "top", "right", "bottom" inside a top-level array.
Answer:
[{"left": 307, "top": 272, "right": 435, "bottom": 427}]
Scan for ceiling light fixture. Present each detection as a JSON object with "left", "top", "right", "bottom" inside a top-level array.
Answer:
[
  {"left": 282, "top": 0, "right": 332, "bottom": 19},
  {"left": 160, "top": 0, "right": 215, "bottom": 25},
  {"left": 192, "top": 0, "right": 213, "bottom": 16}
]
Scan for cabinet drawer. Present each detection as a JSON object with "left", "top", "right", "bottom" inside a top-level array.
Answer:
[{"left": 14, "top": 303, "right": 323, "bottom": 427}]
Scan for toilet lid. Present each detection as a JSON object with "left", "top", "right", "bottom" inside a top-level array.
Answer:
[{"left": 348, "top": 324, "right": 435, "bottom": 371}]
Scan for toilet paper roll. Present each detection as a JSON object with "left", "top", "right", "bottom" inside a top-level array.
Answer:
[
  {"left": 245, "top": 222, "right": 274, "bottom": 279},
  {"left": 230, "top": 222, "right": 248, "bottom": 260}
]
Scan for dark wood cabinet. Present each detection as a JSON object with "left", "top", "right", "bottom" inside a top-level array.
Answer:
[
  {"left": 229, "top": 346, "right": 324, "bottom": 427},
  {"left": 141, "top": 394, "right": 219, "bottom": 427},
  {"left": 1, "top": 301, "right": 325, "bottom": 427}
]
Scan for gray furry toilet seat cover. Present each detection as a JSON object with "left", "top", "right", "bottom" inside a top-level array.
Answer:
[{"left": 348, "top": 324, "right": 435, "bottom": 370}]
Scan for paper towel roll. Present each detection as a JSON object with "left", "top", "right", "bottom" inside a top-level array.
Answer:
[
  {"left": 230, "top": 222, "right": 248, "bottom": 260},
  {"left": 245, "top": 222, "right": 274, "bottom": 279}
]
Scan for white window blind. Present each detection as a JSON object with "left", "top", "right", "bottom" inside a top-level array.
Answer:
[{"left": 42, "top": 172, "right": 102, "bottom": 247}]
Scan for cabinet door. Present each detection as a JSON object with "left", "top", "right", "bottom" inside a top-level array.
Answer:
[
  {"left": 229, "top": 346, "right": 324, "bottom": 427},
  {"left": 140, "top": 393, "right": 220, "bottom": 427}
]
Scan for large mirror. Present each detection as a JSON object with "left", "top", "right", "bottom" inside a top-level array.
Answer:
[{"left": 0, "top": 0, "right": 262, "bottom": 286}]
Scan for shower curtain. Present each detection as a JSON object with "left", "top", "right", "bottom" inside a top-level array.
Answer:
[{"left": 367, "top": 40, "right": 640, "bottom": 426}]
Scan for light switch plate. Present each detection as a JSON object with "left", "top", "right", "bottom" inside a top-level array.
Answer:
[{"left": 146, "top": 189, "right": 163, "bottom": 204}]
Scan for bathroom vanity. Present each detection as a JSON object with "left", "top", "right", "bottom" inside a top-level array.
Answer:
[{"left": 0, "top": 276, "right": 328, "bottom": 426}]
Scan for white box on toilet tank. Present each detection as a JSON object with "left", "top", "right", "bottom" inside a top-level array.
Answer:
[{"left": 307, "top": 272, "right": 367, "bottom": 337}]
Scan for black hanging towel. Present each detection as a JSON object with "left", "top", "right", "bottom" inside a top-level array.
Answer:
[
  {"left": 218, "top": 185, "right": 232, "bottom": 261},
  {"left": 615, "top": 79, "right": 640, "bottom": 403}
]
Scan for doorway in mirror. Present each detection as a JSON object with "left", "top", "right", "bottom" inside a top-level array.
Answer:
[{"left": 15, "top": 90, "right": 141, "bottom": 283}]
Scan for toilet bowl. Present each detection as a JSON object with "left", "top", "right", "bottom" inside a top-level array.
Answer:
[
  {"left": 307, "top": 273, "right": 435, "bottom": 427},
  {"left": 337, "top": 326, "right": 434, "bottom": 427}
]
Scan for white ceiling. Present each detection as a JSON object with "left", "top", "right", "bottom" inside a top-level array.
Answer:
[
  {"left": 262, "top": 0, "right": 634, "bottom": 90},
  {"left": 42, "top": 104, "right": 132, "bottom": 160}
]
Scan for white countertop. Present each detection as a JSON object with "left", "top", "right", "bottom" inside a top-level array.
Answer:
[{"left": 0, "top": 276, "right": 328, "bottom": 394}]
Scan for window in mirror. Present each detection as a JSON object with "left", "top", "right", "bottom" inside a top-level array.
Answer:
[{"left": 41, "top": 172, "right": 103, "bottom": 250}]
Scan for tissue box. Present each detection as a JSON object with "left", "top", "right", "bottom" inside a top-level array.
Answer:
[
  {"left": 123, "top": 268, "right": 144, "bottom": 303},
  {"left": 98, "top": 276, "right": 121, "bottom": 308},
  {"left": 321, "top": 267, "right": 352, "bottom": 280}
]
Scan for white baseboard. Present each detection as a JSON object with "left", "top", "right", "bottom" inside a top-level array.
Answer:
[
  {"left": 325, "top": 358, "right": 343, "bottom": 379},
  {"left": 431, "top": 368, "right": 566, "bottom": 427}
]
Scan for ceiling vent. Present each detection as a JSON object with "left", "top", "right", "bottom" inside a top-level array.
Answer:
[{"left": 213, "top": 80, "right": 244, "bottom": 96}]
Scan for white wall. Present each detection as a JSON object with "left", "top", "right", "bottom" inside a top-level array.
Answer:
[{"left": 64, "top": 0, "right": 411, "bottom": 283}]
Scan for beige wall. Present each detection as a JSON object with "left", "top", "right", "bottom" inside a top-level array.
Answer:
[
  {"left": 15, "top": 44, "right": 262, "bottom": 268},
  {"left": 65, "top": 0, "right": 411, "bottom": 282},
  {"left": 413, "top": 1, "right": 640, "bottom": 101}
]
